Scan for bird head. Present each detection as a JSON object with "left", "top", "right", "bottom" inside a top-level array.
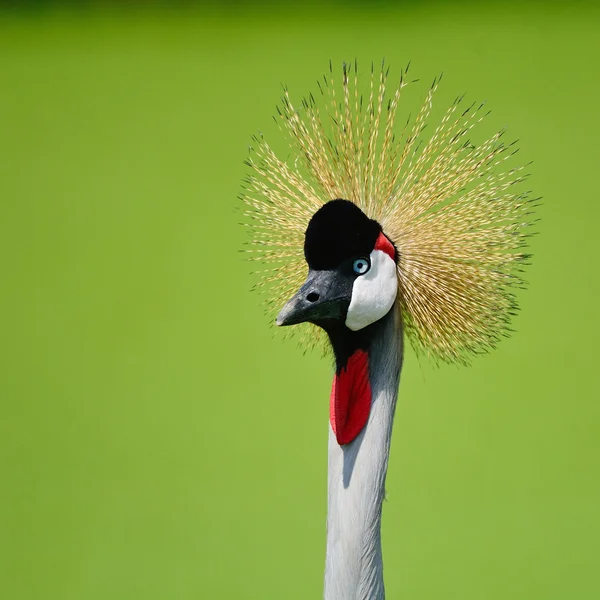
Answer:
[
  {"left": 276, "top": 199, "right": 398, "bottom": 334},
  {"left": 243, "top": 62, "right": 535, "bottom": 366}
]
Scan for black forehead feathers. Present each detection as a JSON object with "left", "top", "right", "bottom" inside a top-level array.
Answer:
[{"left": 304, "top": 199, "right": 382, "bottom": 270}]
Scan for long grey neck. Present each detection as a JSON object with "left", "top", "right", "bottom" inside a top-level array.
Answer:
[{"left": 324, "top": 308, "right": 403, "bottom": 600}]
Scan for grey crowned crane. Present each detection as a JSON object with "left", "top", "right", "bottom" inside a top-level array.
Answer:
[{"left": 242, "top": 62, "right": 535, "bottom": 600}]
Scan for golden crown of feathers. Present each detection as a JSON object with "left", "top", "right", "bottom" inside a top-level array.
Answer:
[{"left": 242, "top": 61, "right": 536, "bottom": 365}]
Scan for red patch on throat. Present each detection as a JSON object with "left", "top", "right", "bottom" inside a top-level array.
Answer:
[
  {"left": 374, "top": 232, "right": 396, "bottom": 260},
  {"left": 329, "top": 350, "right": 372, "bottom": 445}
]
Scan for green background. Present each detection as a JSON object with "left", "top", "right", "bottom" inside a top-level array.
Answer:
[{"left": 1, "top": 2, "right": 598, "bottom": 599}]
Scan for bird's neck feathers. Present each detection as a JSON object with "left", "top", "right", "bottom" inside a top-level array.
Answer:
[{"left": 324, "top": 305, "right": 403, "bottom": 600}]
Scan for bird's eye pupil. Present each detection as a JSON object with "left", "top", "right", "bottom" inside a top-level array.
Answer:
[{"left": 352, "top": 257, "right": 370, "bottom": 275}]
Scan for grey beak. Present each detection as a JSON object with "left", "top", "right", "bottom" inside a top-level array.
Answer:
[{"left": 276, "top": 269, "right": 352, "bottom": 327}]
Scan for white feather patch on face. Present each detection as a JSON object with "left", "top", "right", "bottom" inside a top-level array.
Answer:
[{"left": 345, "top": 250, "right": 398, "bottom": 331}]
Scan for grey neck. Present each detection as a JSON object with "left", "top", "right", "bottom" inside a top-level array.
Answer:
[{"left": 324, "top": 307, "right": 403, "bottom": 600}]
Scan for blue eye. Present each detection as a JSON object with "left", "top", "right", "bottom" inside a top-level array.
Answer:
[{"left": 352, "top": 257, "right": 370, "bottom": 275}]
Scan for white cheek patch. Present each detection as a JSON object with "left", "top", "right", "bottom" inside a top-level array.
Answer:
[{"left": 345, "top": 250, "right": 398, "bottom": 331}]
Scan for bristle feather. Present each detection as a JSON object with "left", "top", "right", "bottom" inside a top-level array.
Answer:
[{"left": 241, "top": 62, "right": 535, "bottom": 364}]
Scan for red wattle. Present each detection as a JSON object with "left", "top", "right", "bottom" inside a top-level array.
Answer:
[{"left": 329, "top": 350, "right": 372, "bottom": 445}]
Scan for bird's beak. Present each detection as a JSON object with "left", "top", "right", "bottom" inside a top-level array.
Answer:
[{"left": 276, "top": 269, "right": 352, "bottom": 327}]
